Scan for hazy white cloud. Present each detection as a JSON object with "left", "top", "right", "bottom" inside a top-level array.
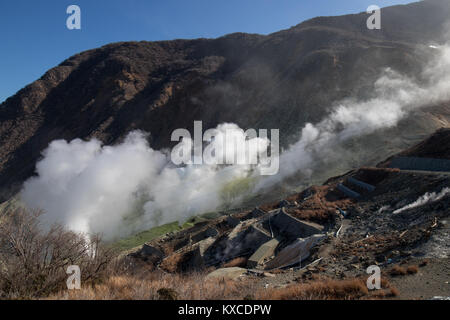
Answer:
[
  {"left": 21, "top": 125, "right": 268, "bottom": 240},
  {"left": 257, "top": 44, "right": 450, "bottom": 189},
  {"left": 21, "top": 45, "right": 450, "bottom": 240}
]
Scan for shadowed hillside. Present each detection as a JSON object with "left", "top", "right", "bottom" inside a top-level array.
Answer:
[{"left": 1, "top": 0, "right": 450, "bottom": 200}]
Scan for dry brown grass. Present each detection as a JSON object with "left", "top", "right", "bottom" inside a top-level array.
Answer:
[
  {"left": 365, "top": 278, "right": 400, "bottom": 299},
  {"left": 159, "top": 252, "right": 185, "bottom": 273},
  {"left": 390, "top": 265, "right": 407, "bottom": 276},
  {"left": 389, "top": 287, "right": 400, "bottom": 297},
  {"left": 48, "top": 272, "right": 401, "bottom": 301},
  {"left": 48, "top": 271, "right": 255, "bottom": 300},
  {"left": 406, "top": 265, "right": 419, "bottom": 274},
  {"left": 390, "top": 264, "right": 419, "bottom": 277},
  {"left": 260, "top": 186, "right": 351, "bottom": 224},
  {"left": 256, "top": 278, "right": 369, "bottom": 300}
]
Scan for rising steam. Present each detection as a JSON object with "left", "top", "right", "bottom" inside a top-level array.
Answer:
[
  {"left": 394, "top": 187, "right": 450, "bottom": 214},
  {"left": 21, "top": 45, "right": 450, "bottom": 240},
  {"left": 21, "top": 124, "right": 268, "bottom": 240},
  {"left": 258, "top": 45, "right": 450, "bottom": 189}
]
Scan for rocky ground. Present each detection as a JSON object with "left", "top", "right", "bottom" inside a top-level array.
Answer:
[{"left": 126, "top": 130, "right": 450, "bottom": 300}]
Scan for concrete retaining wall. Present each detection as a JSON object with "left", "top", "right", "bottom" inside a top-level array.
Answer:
[
  {"left": 265, "top": 234, "right": 326, "bottom": 270},
  {"left": 192, "top": 227, "right": 219, "bottom": 243},
  {"left": 247, "top": 238, "right": 280, "bottom": 268},
  {"left": 188, "top": 237, "right": 217, "bottom": 269},
  {"left": 337, "top": 184, "right": 361, "bottom": 199},
  {"left": 271, "top": 209, "right": 324, "bottom": 239},
  {"left": 215, "top": 223, "right": 273, "bottom": 263},
  {"left": 347, "top": 177, "right": 376, "bottom": 192},
  {"left": 389, "top": 157, "right": 450, "bottom": 172}
]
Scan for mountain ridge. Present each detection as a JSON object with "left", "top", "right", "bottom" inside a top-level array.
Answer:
[{"left": 1, "top": 0, "right": 450, "bottom": 200}]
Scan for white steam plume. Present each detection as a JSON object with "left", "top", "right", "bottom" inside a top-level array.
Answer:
[
  {"left": 21, "top": 124, "right": 268, "bottom": 240},
  {"left": 21, "top": 45, "right": 450, "bottom": 239},
  {"left": 257, "top": 45, "right": 450, "bottom": 189},
  {"left": 393, "top": 187, "right": 450, "bottom": 214}
]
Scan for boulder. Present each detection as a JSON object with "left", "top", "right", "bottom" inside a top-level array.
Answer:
[
  {"left": 247, "top": 238, "right": 280, "bottom": 268},
  {"left": 206, "top": 267, "right": 247, "bottom": 280}
]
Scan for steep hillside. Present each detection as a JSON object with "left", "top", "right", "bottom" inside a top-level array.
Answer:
[
  {"left": 1, "top": 0, "right": 450, "bottom": 200},
  {"left": 396, "top": 128, "right": 450, "bottom": 159},
  {"left": 125, "top": 128, "right": 450, "bottom": 299}
]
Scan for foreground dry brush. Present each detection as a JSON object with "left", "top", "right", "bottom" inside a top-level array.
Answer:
[
  {"left": 0, "top": 208, "right": 399, "bottom": 300},
  {"left": 50, "top": 272, "right": 399, "bottom": 300},
  {"left": 50, "top": 271, "right": 251, "bottom": 300},
  {"left": 0, "top": 208, "right": 116, "bottom": 299}
]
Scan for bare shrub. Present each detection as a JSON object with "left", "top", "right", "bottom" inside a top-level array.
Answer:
[
  {"left": 406, "top": 265, "right": 419, "bottom": 274},
  {"left": 0, "top": 208, "right": 117, "bottom": 299},
  {"left": 390, "top": 265, "right": 407, "bottom": 276},
  {"left": 389, "top": 287, "right": 400, "bottom": 297}
]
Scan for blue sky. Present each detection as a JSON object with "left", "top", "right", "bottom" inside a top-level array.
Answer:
[{"left": 0, "top": 0, "right": 415, "bottom": 103}]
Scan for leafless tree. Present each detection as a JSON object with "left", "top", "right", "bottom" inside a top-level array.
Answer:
[{"left": 0, "top": 208, "right": 117, "bottom": 299}]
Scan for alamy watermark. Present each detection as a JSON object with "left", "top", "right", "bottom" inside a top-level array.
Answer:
[
  {"left": 366, "top": 265, "right": 381, "bottom": 290},
  {"left": 367, "top": 5, "right": 381, "bottom": 30},
  {"left": 66, "top": 265, "right": 81, "bottom": 290},
  {"left": 66, "top": 5, "right": 81, "bottom": 30},
  {"left": 170, "top": 121, "right": 280, "bottom": 175}
]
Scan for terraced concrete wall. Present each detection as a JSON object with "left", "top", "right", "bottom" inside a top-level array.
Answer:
[
  {"left": 389, "top": 157, "right": 450, "bottom": 172},
  {"left": 337, "top": 184, "right": 361, "bottom": 199},
  {"left": 271, "top": 209, "right": 324, "bottom": 239},
  {"left": 192, "top": 227, "right": 219, "bottom": 243},
  {"left": 247, "top": 238, "right": 280, "bottom": 268},
  {"left": 209, "top": 224, "right": 272, "bottom": 264},
  {"left": 347, "top": 177, "right": 376, "bottom": 192}
]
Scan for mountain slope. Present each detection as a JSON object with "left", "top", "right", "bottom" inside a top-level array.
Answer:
[
  {"left": 1, "top": 0, "right": 450, "bottom": 200},
  {"left": 124, "top": 128, "right": 450, "bottom": 300}
]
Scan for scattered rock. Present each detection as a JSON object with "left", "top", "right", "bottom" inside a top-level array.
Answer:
[
  {"left": 206, "top": 267, "right": 247, "bottom": 280},
  {"left": 263, "top": 272, "right": 276, "bottom": 278}
]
